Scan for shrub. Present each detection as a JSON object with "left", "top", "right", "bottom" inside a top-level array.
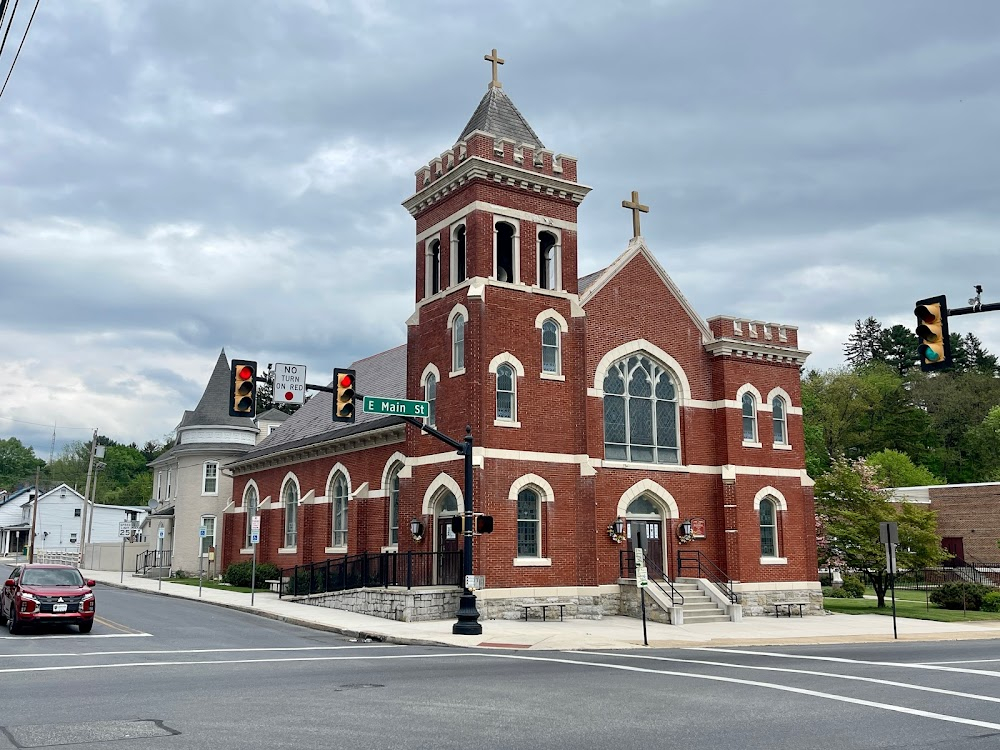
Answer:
[
  {"left": 819, "top": 573, "right": 833, "bottom": 587},
  {"left": 841, "top": 575, "right": 866, "bottom": 599},
  {"left": 824, "top": 587, "right": 850, "bottom": 599},
  {"left": 981, "top": 591, "right": 1000, "bottom": 613},
  {"left": 223, "top": 561, "right": 283, "bottom": 589},
  {"left": 929, "top": 582, "right": 993, "bottom": 611},
  {"left": 821, "top": 586, "right": 834, "bottom": 597}
]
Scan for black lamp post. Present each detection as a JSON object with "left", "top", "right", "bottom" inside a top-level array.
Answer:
[{"left": 452, "top": 426, "right": 482, "bottom": 635}]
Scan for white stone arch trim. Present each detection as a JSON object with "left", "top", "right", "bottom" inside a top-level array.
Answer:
[
  {"left": 592, "top": 339, "right": 692, "bottom": 401},
  {"left": 447, "top": 303, "right": 469, "bottom": 329},
  {"left": 753, "top": 486, "right": 788, "bottom": 511},
  {"left": 535, "top": 225, "right": 562, "bottom": 290},
  {"left": 420, "top": 361, "right": 441, "bottom": 384},
  {"left": 488, "top": 351, "right": 525, "bottom": 377},
  {"left": 736, "top": 383, "right": 763, "bottom": 406},
  {"left": 765, "top": 386, "right": 792, "bottom": 414},
  {"left": 507, "top": 473, "right": 555, "bottom": 502},
  {"left": 534, "top": 308, "right": 569, "bottom": 332},
  {"left": 421, "top": 472, "right": 466, "bottom": 515},
  {"left": 324, "top": 462, "right": 352, "bottom": 500},
  {"left": 616, "top": 479, "right": 679, "bottom": 519},
  {"left": 280, "top": 472, "right": 301, "bottom": 503},
  {"left": 380, "top": 451, "right": 408, "bottom": 493},
  {"left": 241, "top": 479, "right": 260, "bottom": 512},
  {"left": 450, "top": 218, "right": 469, "bottom": 287}
]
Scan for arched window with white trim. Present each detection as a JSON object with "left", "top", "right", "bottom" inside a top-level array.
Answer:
[
  {"left": 541, "top": 318, "right": 560, "bottom": 374},
  {"left": 495, "top": 221, "right": 516, "bottom": 283},
  {"left": 772, "top": 396, "right": 787, "bottom": 445},
  {"left": 759, "top": 496, "right": 779, "bottom": 557},
  {"left": 330, "top": 472, "right": 349, "bottom": 548},
  {"left": 496, "top": 364, "right": 516, "bottom": 421},
  {"left": 282, "top": 480, "right": 298, "bottom": 548},
  {"left": 429, "top": 239, "right": 441, "bottom": 295},
  {"left": 387, "top": 463, "right": 402, "bottom": 546},
  {"left": 517, "top": 488, "right": 541, "bottom": 557},
  {"left": 603, "top": 354, "right": 679, "bottom": 464},
  {"left": 452, "top": 315, "right": 465, "bottom": 372},
  {"left": 742, "top": 392, "right": 758, "bottom": 442},
  {"left": 243, "top": 484, "right": 258, "bottom": 549},
  {"left": 538, "top": 231, "right": 558, "bottom": 290},
  {"left": 453, "top": 225, "right": 466, "bottom": 284}
]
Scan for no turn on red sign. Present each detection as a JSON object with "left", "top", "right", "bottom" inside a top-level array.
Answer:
[{"left": 273, "top": 363, "right": 306, "bottom": 405}]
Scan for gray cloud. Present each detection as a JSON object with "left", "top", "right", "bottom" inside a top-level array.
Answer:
[{"left": 2, "top": 0, "right": 999, "bottom": 455}]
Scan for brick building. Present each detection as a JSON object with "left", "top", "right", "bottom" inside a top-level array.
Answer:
[
  {"left": 223, "top": 59, "right": 819, "bottom": 621},
  {"left": 891, "top": 482, "right": 1000, "bottom": 563}
]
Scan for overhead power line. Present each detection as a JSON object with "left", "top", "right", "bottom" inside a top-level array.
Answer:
[
  {"left": 0, "top": 0, "right": 39, "bottom": 101},
  {"left": 0, "top": 0, "right": 20, "bottom": 60}
]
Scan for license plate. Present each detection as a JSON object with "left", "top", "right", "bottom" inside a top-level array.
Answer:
[{"left": 52, "top": 604, "right": 68, "bottom": 613}]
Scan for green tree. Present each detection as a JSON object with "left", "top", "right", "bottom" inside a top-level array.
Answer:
[
  {"left": 877, "top": 325, "right": 919, "bottom": 376},
  {"left": 816, "top": 458, "right": 947, "bottom": 607},
  {"left": 0, "top": 438, "right": 45, "bottom": 491},
  {"left": 844, "top": 317, "right": 884, "bottom": 368},
  {"left": 960, "top": 406, "right": 1000, "bottom": 482},
  {"left": 866, "top": 449, "right": 943, "bottom": 488}
]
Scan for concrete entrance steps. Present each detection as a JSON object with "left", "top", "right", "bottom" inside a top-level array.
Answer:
[
  {"left": 140, "top": 566, "right": 171, "bottom": 579},
  {"left": 670, "top": 580, "right": 730, "bottom": 623}
]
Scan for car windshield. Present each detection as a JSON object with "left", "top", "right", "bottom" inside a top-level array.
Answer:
[{"left": 20, "top": 568, "right": 85, "bottom": 587}]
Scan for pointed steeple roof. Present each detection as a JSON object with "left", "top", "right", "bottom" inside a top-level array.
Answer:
[
  {"left": 178, "top": 349, "right": 255, "bottom": 429},
  {"left": 458, "top": 86, "right": 544, "bottom": 149}
]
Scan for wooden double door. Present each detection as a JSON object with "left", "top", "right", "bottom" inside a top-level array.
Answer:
[{"left": 626, "top": 519, "right": 666, "bottom": 576}]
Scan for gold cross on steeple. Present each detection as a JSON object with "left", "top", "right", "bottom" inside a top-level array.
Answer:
[
  {"left": 621, "top": 190, "right": 649, "bottom": 238},
  {"left": 484, "top": 48, "right": 505, "bottom": 89}
]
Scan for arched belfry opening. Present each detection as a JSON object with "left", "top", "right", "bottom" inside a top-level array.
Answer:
[
  {"left": 539, "top": 231, "right": 557, "bottom": 289},
  {"left": 455, "top": 225, "right": 466, "bottom": 284},
  {"left": 496, "top": 222, "right": 515, "bottom": 283}
]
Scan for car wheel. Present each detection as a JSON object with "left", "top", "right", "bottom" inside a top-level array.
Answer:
[
  {"left": 78, "top": 620, "right": 93, "bottom": 634},
  {"left": 8, "top": 604, "right": 20, "bottom": 635}
]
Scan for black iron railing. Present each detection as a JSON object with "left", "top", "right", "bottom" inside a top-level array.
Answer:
[
  {"left": 676, "top": 549, "right": 737, "bottom": 603},
  {"left": 618, "top": 550, "right": 684, "bottom": 605},
  {"left": 135, "top": 549, "right": 171, "bottom": 574},
  {"left": 280, "top": 550, "right": 462, "bottom": 598}
]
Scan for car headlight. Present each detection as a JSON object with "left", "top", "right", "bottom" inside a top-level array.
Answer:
[
  {"left": 20, "top": 592, "right": 38, "bottom": 602},
  {"left": 82, "top": 592, "right": 95, "bottom": 601}
]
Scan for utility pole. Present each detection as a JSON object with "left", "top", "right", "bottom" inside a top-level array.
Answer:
[
  {"left": 77, "top": 430, "right": 98, "bottom": 567},
  {"left": 28, "top": 467, "right": 40, "bottom": 563}
]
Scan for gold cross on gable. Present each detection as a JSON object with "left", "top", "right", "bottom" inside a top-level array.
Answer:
[
  {"left": 484, "top": 48, "right": 504, "bottom": 88},
  {"left": 622, "top": 190, "right": 649, "bottom": 238}
]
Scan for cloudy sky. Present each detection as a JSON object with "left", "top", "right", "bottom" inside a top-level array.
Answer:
[{"left": 2, "top": 0, "right": 999, "bottom": 459}]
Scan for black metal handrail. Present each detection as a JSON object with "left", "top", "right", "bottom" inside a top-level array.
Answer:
[
  {"left": 280, "top": 550, "right": 462, "bottom": 598},
  {"left": 618, "top": 550, "right": 684, "bottom": 605},
  {"left": 676, "top": 549, "right": 736, "bottom": 603},
  {"left": 135, "top": 549, "right": 171, "bottom": 574}
]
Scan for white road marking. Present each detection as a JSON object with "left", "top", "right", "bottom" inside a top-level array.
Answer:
[
  {"left": 0, "top": 633, "right": 153, "bottom": 641},
  {"left": 922, "top": 658, "right": 1000, "bottom": 665},
  {"left": 3, "top": 650, "right": 1000, "bottom": 732},
  {"left": 688, "top": 647, "right": 1000, "bottom": 678},
  {"left": 0, "top": 645, "right": 399, "bottom": 659},
  {"left": 567, "top": 651, "right": 1000, "bottom": 705}
]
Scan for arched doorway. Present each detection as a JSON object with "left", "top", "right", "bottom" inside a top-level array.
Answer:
[
  {"left": 432, "top": 489, "right": 462, "bottom": 585},
  {"left": 624, "top": 494, "right": 668, "bottom": 577}
]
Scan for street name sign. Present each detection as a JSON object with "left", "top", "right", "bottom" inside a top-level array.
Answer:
[
  {"left": 273, "top": 363, "right": 306, "bottom": 405},
  {"left": 363, "top": 396, "right": 429, "bottom": 418}
]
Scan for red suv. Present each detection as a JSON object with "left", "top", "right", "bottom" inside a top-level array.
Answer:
[{"left": 1, "top": 564, "right": 97, "bottom": 634}]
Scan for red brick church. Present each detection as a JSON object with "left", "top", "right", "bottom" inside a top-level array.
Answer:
[{"left": 223, "top": 53, "right": 819, "bottom": 622}]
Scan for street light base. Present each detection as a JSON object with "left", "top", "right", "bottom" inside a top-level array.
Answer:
[{"left": 452, "top": 592, "right": 482, "bottom": 635}]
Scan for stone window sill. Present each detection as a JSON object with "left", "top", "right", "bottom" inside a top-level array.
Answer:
[
  {"left": 513, "top": 557, "right": 552, "bottom": 567},
  {"left": 494, "top": 419, "right": 522, "bottom": 428},
  {"left": 239, "top": 547, "right": 254, "bottom": 555},
  {"left": 449, "top": 368, "right": 466, "bottom": 379},
  {"left": 772, "top": 443, "right": 792, "bottom": 451},
  {"left": 742, "top": 440, "right": 762, "bottom": 448},
  {"left": 760, "top": 556, "right": 788, "bottom": 565},
  {"left": 540, "top": 372, "right": 565, "bottom": 381},
  {"left": 325, "top": 546, "right": 348, "bottom": 554},
  {"left": 278, "top": 547, "right": 297, "bottom": 555}
]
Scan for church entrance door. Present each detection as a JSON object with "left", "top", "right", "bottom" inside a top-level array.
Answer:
[
  {"left": 626, "top": 519, "right": 665, "bottom": 576},
  {"left": 432, "top": 489, "right": 462, "bottom": 585}
]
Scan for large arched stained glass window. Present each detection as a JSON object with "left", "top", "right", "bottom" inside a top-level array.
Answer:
[{"left": 603, "top": 355, "right": 679, "bottom": 464}]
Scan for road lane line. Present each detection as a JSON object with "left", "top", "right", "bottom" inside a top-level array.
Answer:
[
  {"left": 0, "top": 645, "right": 400, "bottom": 659},
  {"left": 566, "top": 651, "right": 1000, "bottom": 706},
  {"left": 687, "top": 647, "right": 1000, "bottom": 678},
  {"left": 93, "top": 615, "right": 146, "bottom": 635},
  {"left": 0, "top": 633, "right": 152, "bottom": 640},
  {"left": 922, "top": 659, "right": 1000, "bottom": 665},
  {"left": 4, "top": 650, "right": 1000, "bottom": 733}
]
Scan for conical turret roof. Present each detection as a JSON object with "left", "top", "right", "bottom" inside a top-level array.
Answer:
[
  {"left": 458, "top": 86, "right": 544, "bottom": 148},
  {"left": 178, "top": 349, "right": 256, "bottom": 429}
]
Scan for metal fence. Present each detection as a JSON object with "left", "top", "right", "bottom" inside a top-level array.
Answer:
[{"left": 280, "top": 550, "right": 462, "bottom": 598}]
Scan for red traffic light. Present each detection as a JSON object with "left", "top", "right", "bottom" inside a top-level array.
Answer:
[
  {"left": 339, "top": 372, "right": 354, "bottom": 388},
  {"left": 237, "top": 365, "right": 254, "bottom": 380}
]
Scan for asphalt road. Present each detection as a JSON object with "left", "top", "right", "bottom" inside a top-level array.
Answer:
[{"left": 3, "top": 563, "right": 1000, "bottom": 749}]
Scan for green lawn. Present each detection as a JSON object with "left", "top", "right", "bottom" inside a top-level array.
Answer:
[
  {"left": 824, "top": 592, "right": 1000, "bottom": 622},
  {"left": 168, "top": 578, "right": 271, "bottom": 594}
]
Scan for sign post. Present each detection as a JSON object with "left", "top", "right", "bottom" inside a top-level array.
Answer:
[
  {"left": 632, "top": 532, "right": 649, "bottom": 646},
  {"left": 879, "top": 521, "right": 899, "bottom": 640},
  {"left": 198, "top": 525, "right": 207, "bottom": 598},
  {"left": 157, "top": 526, "right": 165, "bottom": 591},
  {"left": 272, "top": 363, "right": 307, "bottom": 406},
  {"left": 118, "top": 520, "right": 137, "bottom": 583},
  {"left": 250, "top": 514, "right": 261, "bottom": 607}
]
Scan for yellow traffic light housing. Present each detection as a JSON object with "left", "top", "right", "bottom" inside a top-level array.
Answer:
[
  {"left": 333, "top": 368, "right": 356, "bottom": 423},
  {"left": 914, "top": 295, "right": 952, "bottom": 372},
  {"left": 229, "top": 360, "right": 258, "bottom": 417}
]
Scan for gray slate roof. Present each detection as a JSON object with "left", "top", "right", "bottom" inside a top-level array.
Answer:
[
  {"left": 257, "top": 408, "right": 291, "bottom": 423},
  {"left": 458, "top": 86, "right": 544, "bottom": 148},
  {"left": 578, "top": 268, "right": 605, "bottom": 294},
  {"left": 232, "top": 344, "right": 407, "bottom": 465},
  {"left": 178, "top": 349, "right": 257, "bottom": 430},
  {"left": 149, "top": 441, "right": 255, "bottom": 468}
]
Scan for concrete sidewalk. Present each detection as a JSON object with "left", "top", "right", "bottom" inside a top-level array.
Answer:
[{"left": 62, "top": 566, "right": 1000, "bottom": 650}]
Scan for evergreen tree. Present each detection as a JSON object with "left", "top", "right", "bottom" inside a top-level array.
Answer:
[{"left": 844, "top": 317, "right": 884, "bottom": 367}]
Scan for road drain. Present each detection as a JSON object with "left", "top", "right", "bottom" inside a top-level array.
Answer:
[{"left": 0, "top": 719, "right": 178, "bottom": 748}]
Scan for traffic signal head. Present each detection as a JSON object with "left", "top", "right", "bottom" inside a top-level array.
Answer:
[
  {"left": 229, "top": 360, "right": 258, "bottom": 418},
  {"left": 475, "top": 515, "right": 494, "bottom": 534},
  {"left": 333, "top": 368, "right": 356, "bottom": 423},
  {"left": 450, "top": 515, "right": 464, "bottom": 536},
  {"left": 914, "top": 295, "right": 952, "bottom": 372}
]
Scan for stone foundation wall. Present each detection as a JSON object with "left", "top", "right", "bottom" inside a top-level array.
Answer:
[
  {"left": 618, "top": 585, "right": 672, "bottom": 624},
  {"left": 299, "top": 587, "right": 462, "bottom": 622},
  {"left": 735, "top": 586, "right": 824, "bottom": 616},
  {"left": 480, "top": 592, "right": 621, "bottom": 621}
]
